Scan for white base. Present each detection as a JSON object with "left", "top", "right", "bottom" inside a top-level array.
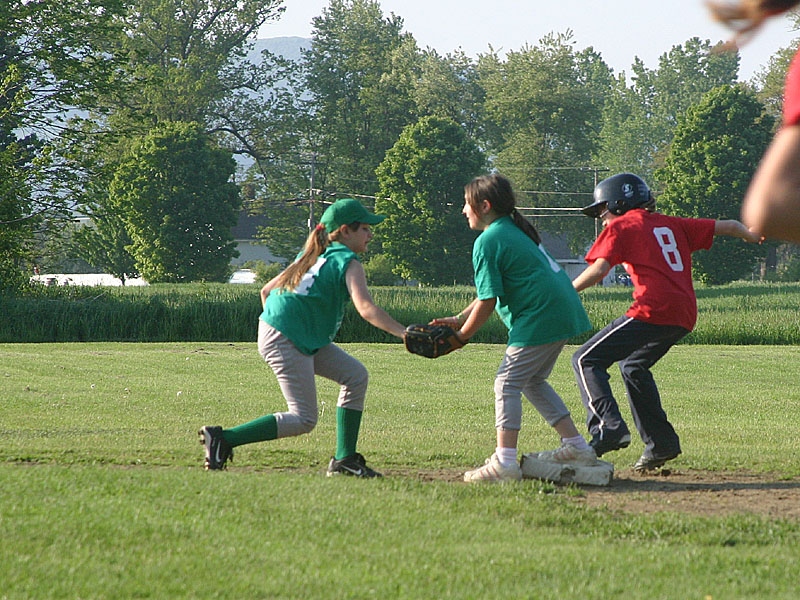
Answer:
[{"left": 520, "top": 453, "right": 614, "bottom": 486}]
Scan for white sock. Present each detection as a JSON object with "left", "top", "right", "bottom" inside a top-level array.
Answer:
[
  {"left": 562, "top": 435, "right": 589, "bottom": 450},
  {"left": 495, "top": 446, "right": 518, "bottom": 467}
]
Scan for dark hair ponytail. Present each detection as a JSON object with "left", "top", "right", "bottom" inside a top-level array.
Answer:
[
  {"left": 510, "top": 208, "right": 541, "bottom": 245},
  {"left": 465, "top": 174, "right": 541, "bottom": 245}
]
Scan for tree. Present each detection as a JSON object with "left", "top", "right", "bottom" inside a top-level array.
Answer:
[
  {"left": 751, "top": 13, "right": 800, "bottom": 126},
  {"left": 246, "top": 0, "right": 425, "bottom": 264},
  {"left": 245, "top": 175, "right": 311, "bottom": 263},
  {"left": 655, "top": 85, "right": 772, "bottom": 284},
  {"left": 479, "top": 33, "right": 612, "bottom": 164},
  {"left": 477, "top": 32, "right": 614, "bottom": 251},
  {"left": 72, "top": 213, "right": 139, "bottom": 284},
  {"left": 101, "top": 0, "right": 284, "bottom": 133},
  {"left": 66, "top": 0, "right": 291, "bottom": 281},
  {"left": 375, "top": 116, "right": 485, "bottom": 285},
  {"left": 109, "top": 122, "right": 241, "bottom": 282},
  {"left": 304, "top": 0, "right": 420, "bottom": 197},
  {"left": 0, "top": 76, "right": 33, "bottom": 290},
  {"left": 595, "top": 38, "right": 739, "bottom": 181},
  {"left": 0, "top": 0, "right": 123, "bottom": 290},
  {"left": 414, "top": 49, "right": 485, "bottom": 141}
]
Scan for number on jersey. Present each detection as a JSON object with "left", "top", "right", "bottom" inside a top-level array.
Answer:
[
  {"left": 294, "top": 257, "right": 327, "bottom": 295},
  {"left": 652, "top": 227, "right": 684, "bottom": 272},
  {"left": 538, "top": 244, "right": 562, "bottom": 273}
]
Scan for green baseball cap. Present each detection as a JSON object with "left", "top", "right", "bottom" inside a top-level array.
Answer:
[{"left": 319, "top": 198, "right": 386, "bottom": 231}]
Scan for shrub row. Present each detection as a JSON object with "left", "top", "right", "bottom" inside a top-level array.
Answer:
[{"left": 2, "top": 282, "right": 799, "bottom": 344}]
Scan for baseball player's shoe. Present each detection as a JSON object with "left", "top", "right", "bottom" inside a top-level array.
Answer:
[
  {"left": 463, "top": 453, "right": 522, "bottom": 483},
  {"left": 198, "top": 425, "right": 234, "bottom": 470},
  {"left": 536, "top": 443, "right": 598, "bottom": 466},
  {"left": 327, "top": 453, "right": 383, "bottom": 478},
  {"left": 632, "top": 450, "right": 680, "bottom": 473},
  {"left": 589, "top": 430, "right": 631, "bottom": 457}
]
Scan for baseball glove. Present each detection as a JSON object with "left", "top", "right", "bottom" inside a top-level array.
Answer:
[{"left": 403, "top": 323, "right": 467, "bottom": 358}]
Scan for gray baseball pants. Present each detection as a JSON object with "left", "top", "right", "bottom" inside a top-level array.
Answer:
[
  {"left": 494, "top": 340, "right": 571, "bottom": 431},
  {"left": 257, "top": 320, "right": 368, "bottom": 438}
]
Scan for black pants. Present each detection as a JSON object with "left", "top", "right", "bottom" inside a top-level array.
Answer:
[{"left": 572, "top": 316, "right": 689, "bottom": 458}]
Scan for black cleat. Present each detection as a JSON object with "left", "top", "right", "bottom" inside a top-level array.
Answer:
[
  {"left": 589, "top": 431, "right": 631, "bottom": 457},
  {"left": 632, "top": 451, "right": 680, "bottom": 473},
  {"left": 326, "top": 453, "right": 382, "bottom": 478},
  {"left": 198, "top": 426, "right": 234, "bottom": 470}
]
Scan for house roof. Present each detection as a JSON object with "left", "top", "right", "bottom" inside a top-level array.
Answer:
[
  {"left": 231, "top": 211, "right": 270, "bottom": 240},
  {"left": 540, "top": 230, "right": 579, "bottom": 261}
]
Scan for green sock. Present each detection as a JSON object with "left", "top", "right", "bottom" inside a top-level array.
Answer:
[
  {"left": 335, "top": 407, "right": 363, "bottom": 460},
  {"left": 223, "top": 414, "right": 278, "bottom": 447}
]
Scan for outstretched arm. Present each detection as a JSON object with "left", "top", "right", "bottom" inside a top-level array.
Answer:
[
  {"left": 345, "top": 261, "right": 406, "bottom": 338},
  {"left": 714, "top": 220, "right": 764, "bottom": 244},
  {"left": 572, "top": 258, "right": 611, "bottom": 292}
]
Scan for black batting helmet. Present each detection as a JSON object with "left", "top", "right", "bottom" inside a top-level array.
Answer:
[{"left": 582, "top": 173, "right": 655, "bottom": 218}]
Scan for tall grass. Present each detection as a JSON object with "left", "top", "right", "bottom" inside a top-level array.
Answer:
[
  {"left": 0, "top": 283, "right": 261, "bottom": 342},
  {"left": 2, "top": 281, "right": 799, "bottom": 344}
]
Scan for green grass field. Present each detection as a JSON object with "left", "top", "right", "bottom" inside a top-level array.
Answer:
[{"left": 2, "top": 342, "right": 800, "bottom": 598}]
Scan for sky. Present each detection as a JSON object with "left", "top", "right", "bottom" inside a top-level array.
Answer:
[{"left": 258, "top": 0, "right": 799, "bottom": 81}]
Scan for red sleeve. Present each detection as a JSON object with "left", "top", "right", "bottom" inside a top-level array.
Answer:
[
  {"left": 783, "top": 45, "right": 800, "bottom": 127},
  {"left": 679, "top": 217, "right": 715, "bottom": 253},
  {"left": 585, "top": 224, "right": 622, "bottom": 266}
]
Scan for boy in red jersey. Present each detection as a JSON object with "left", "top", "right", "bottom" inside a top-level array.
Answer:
[{"left": 571, "top": 173, "right": 763, "bottom": 472}]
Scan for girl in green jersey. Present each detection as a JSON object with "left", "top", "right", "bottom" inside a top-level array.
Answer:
[
  {"left": 199, "top": 199, "right": 406, "bottom": 477},
  {"left": 433, "top": 174, "right": 594, "bottom": 482}
]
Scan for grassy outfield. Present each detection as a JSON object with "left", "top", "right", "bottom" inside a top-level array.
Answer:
[{"left": 2, "top": 342, "right": 800, "bottom": 598}]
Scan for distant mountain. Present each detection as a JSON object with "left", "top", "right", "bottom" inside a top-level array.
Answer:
[{"left": 246, "top": 37, "right": 311, "bottom": 63}]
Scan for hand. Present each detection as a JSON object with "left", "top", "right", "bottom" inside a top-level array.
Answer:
[
  {"left": 746, "top": 227, "right": 766, "bottom": 244},
  {"left": 429, "top": 316, "right": 460, "bottom": 327}
]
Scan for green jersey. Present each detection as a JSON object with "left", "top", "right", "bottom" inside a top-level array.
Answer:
[
  {"left": 261, "top": 242, "right": 356, "bottom": 355},
  {"left": 473, "top": 216, "right": 590, "bottom": 346}
]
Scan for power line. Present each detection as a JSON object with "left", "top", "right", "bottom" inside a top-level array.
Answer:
[
  {"left": 517, "top": 207, "right": 584, "bottom": 212},
  {"left": 319, "top": 189, "right": 390, "bottom": 202},
  {"left": 521, "top": 190, "right": 593, "bottom": 196}
]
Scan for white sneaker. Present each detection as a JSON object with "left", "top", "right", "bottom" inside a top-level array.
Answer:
[
  {"left": 536, "top": 443, "right": 598, "bottom": 466},
  {"left": 463, "top": 453, "right": 522, "bottom": 483}
]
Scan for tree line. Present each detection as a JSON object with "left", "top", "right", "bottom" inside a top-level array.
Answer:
[{"left": 2, "top": 0, "right": 798, "bottom": 290}]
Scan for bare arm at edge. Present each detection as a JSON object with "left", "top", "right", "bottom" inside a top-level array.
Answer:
[{"left": 741, "top": 124, "right": 800, "bottom": 244}]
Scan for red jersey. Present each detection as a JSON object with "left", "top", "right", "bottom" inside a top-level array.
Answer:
[
  {"left": 585, "top": 210, "right": 715, "bottom": 330},
  {"left": 783, "top": 45, "right": 800, "bottom": 127}
]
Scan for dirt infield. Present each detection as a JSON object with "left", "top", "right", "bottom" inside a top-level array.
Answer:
[
  {"left": 396, "top": 466, "right": 800, "bottom": 519},
  {"left": 577, "top": 468, "right": 800, "bottom": 519}
]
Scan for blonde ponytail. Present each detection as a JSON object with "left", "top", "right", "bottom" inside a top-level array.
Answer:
[{"left": 274, "top": 225, "right": 331, "bottom": 292}]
